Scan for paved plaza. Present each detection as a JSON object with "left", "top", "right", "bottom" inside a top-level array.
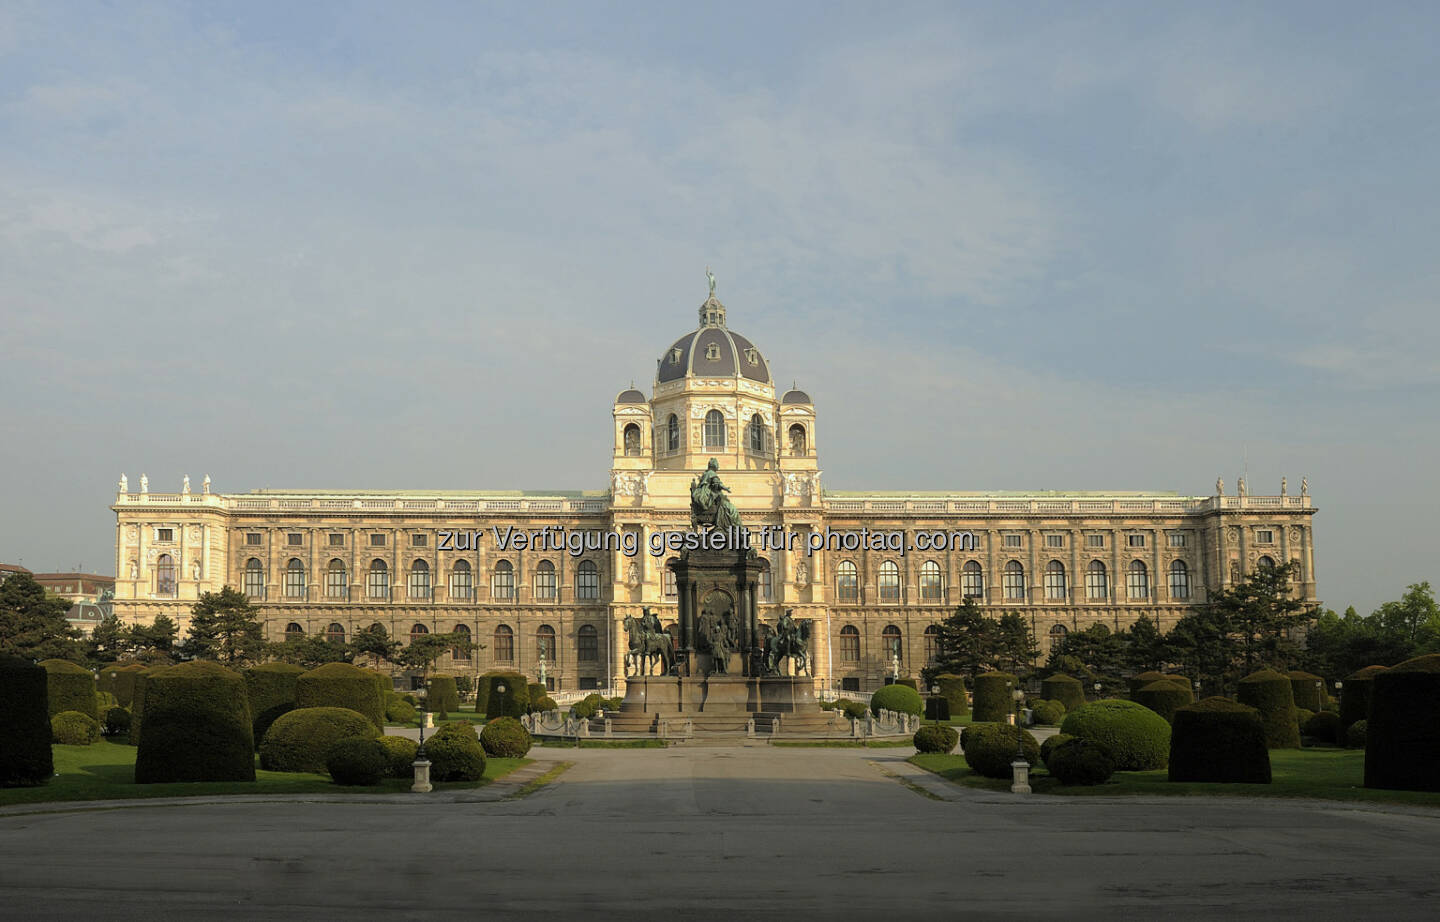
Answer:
[{"left": 1, "top": 745, "right": 1438, "bottom": 920}]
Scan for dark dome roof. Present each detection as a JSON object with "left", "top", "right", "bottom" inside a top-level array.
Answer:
[
  {"left": 615, "top": 389, "right": 647, "bottom": 404},
  {"left": 657, "top": 327, "right": 771, "bottom": 385},
  {"left": 781, "top": 389, "right": 812, "bottom": 405}
]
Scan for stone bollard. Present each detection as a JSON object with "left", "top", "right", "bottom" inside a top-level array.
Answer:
[
  {"left": 604, "top": 718, "right": 613, "bottom": 738},
  {"left": 658, "top": 718, "right": 669, "bottom": 739},
  {"left": 411, "top": 756, "right": 433, "bottom": 794},
  {"left": 579, "top": 718, "right": 591, "bottom": 738},
  {"left": 747, "top": 718, "right": 756, "bottom": 738},
  {"left": 1010, "top": 757, "right": 1032, "bottom": 794},
  {"left": 851, "top": 717, "right": 862, "bottom": 739},
  {"left": 771, "top": 717, "right": 780, "bottom": 737}
]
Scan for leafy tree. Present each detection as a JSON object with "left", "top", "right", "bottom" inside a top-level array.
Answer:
[
  {"left": 87, "top": 613, "right": 128, "bottom": 664},
  {"left": 994, "top": 612, "right": 1040, "bottom": 675},
  {"left": 1165, "top": 606, "right": 1238, "bottom": 696},
  {"left": 128, "top": 614, "right": 178, "bottom": 663},
  {"left": 922, "top": 597, "right": 995, "bottom": 684},
  {"left": 398, "top": 631, "right": 475, "bottom": 678},
  {"left": 1046, "top": 623, "right": 1127, "bottom": 687},
  {"left": 181, "top": 586, "right": 265, "bottom": 666},
  {"left": 1124, "top": 614, "right": 1168, "bottom": 673},
  {"left": 1372, "top": 582, "right": 1440, "bottom": 651},
  {"left": 269, "top": 634, "right": 353, "bottom": 668},
  {"left": 0, "top": 572, "right": 83, "bottom": 662},
  {"left": 352, "top": 623, "right": 400, "bottom": 667},
  {"left": 1187, "top": 561, "right": 1315, "bottom": 679}
]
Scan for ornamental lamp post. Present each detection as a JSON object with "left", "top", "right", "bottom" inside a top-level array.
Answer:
[
  {"left": 1315, "top": 680, "right": 1323, "bottom": 708},
  {"left": 411, "top": 703, "right": 433, "bottom": 793},
  {"left": 1093, "top": 681, "right": 1102, "bottom": 700},
  {"left": 1010, "top": 688, "right": 1031, "bottom": 794}
]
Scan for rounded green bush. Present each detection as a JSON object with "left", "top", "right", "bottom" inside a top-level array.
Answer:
[
  {"left": 1303, "top": 710, "right": 1341, "bottom": 744},
  {"left": 378, "top": 735, "right": 419, "bottom": 777},
  {"left": 1040, "top": 674, "right": 1085, "bottom": 714},
  {"left": 1031, "top": 699, "right": 1066, "bottom": 726},
  {"left": 933, "top": 674, "right": 969, "bottom": 714},
  {"left": 1125, "top": 671, "right": 1190, "bottom": 697},
  {"left": 1287, "top": 670, "right": 1327, "bottom": 712},
  {"left": 1364, "top": 653, "right": 1440, "bottom": 792},
  {"left": 424, "top": 735, "right": 486, "bottom": 781},
  {"left": 1047, "top": 737, "right": 1114, "bottom": 786},
  {"left": 870, "top": 684, "right": 923, "bottom": 718},
  {"left": 572, "top": 693, "right": 607, "bottom": 720},
  {"left": 533, "top": 695, "right": 558, "bottom": 713},
  {"left": 525, "top": 684, "right": 548, "bottom": 713},
  {"left": 1134, "top": 680, "right": 1193, "bottom": 724},
  {"left": 1168, "top": 697, "right": 1271, "bottom": 783},
  {"left": 385, "top": 694, "right": 418, "bottom": 724},
  {"left": 260, "top": 707, "right": 380, "bottom": 773},
  {"left": 40, "top": 659, "right": 97, "bottom": 719},
  {"left": 96, "top": 691, "right": 118, "bottom": 714},
  {"left": 296, "top": 663, "right": 385, "bottom": 731},
  {"left": 1040, "top": 733, "right": 1074, "bottom": 768},
  {"left": 51, "top": 710, "right": 100, "bottom": 745},
  {"left": 479, "top": 672, "right": 530, "bottom": 719},
  {"left": 971, "top": 672, "right": 1018, "bottom": 724},
  {"left": 102, "top": 663, "right": 148, "bottom": 708},
  {"left": 102, "top": 706, "right": 132, "bottom": 737},
  {"left": 1059, "top": 699, "right": 1170, "bottom": 770},
  {"left": 839, "top": 699, "right": 869, "bottom": 720},
  {"left": 244, "top": 663, "right": 304, "bottom": 744},
  {"left": 960, "top": 722, "right": 1041, "bottom": 779},
  {"left": 135, "top": 661, "right": 255, "bottom": 784},
  {"left": 1346, "top": 719, "right": 1368, "bottom": 749},
  {"left": 0, "top": 656, "right": 53, "bottom": 787},
  {"left": 1339, "top": 665, "right": 1387, "bottom": 734},
  {"left": 1236, "top": 669, "right": 1301, "bottom": 749},
  {"left": 913, "top": 724, "right": 958, "bottom": 754},
  {"left": 325, "top": 737, "right": 389, "bottom": 786},
  {"left": 1295, "top": 708, "right": 1315, "bottom": 729},
  {"left": 427, "top": 675, "right": 459, "bottom": 716},
  {"left": 480, "top": 716, "right": 533, "bottom": 758},
  {"left": 430, "top": 720, "right": 479, "bottom": 743}
]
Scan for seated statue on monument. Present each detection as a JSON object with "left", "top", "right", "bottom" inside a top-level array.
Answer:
[{"left": 690, "top": 458, "right": 742, "bottom": 530}]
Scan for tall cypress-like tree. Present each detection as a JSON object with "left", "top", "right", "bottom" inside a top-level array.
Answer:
[
  {"left": 1201, "top": 560, "right": 1315, "bottom": 676},
  {"left": 0, "top": 572, "right": 82, "bottom": 662},
  {"left": 923, "top": 596, "right": 996, "bottom": 684},
  {"left": 182, "top": 587, "right": 265, "bottom": 666},
  {"left": 994, "top": 612, "right": 1040, "bottom": 674}
]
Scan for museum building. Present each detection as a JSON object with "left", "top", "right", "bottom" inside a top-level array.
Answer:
[{"left": 110, "top": 287, "right": 1319, "bottom": 693}]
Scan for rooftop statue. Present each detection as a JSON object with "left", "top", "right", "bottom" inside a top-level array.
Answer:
[
  {"left": 691, "top": 458, "right": 742, "bottom": 529},
  {"left": 706, "top": 265, "right": 717, "bottom": 296}
]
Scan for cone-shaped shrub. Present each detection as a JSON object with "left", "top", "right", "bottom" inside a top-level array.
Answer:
[
  {"left": 1287, "top": 670, "right": 1327, "bottom": 711},
  {"left": 428, "top": 675, "right": 459, "bottom": 716},
  {"left": 295, "top": 662, "right": 385, "bottom": 730},
  {"left": 870, "top": 683, "right": 923, "bottom": 717},
  {"left": 960, "top": 722, "right": 1040, "bottom": 778},
  {"left": 1041, "top": 674, "right": 1085, "bottom": 714},
  {"left": 1236, "top": 669, "right": 1300, "bottom": 749},
  {"left": 480, "top": 672, "right": 529, "bottom": 719},
  {"left": 1364, "top": 653, "right": 1440, "bottom": 792},
  {"left": 39, "top": 659, "right": 96, "bottom": 719},
  {"left": 971, "top": 672, "right": 1017, "bottom": 724},
  {"left": 0, "top": 656, "right": 53, "bottom": 786},
  {"left": 260, "top": 707, "right": 380, "bottom": 773},
  {"left": 933, "top": 674, "right": 969, "bottom": 714},
  {"left": 1059, "top": 699, "right": 1171, "bottom": 770},
  {"left": 135, "top": 661, "right": 255, "bottom": 783},
  {"left": 244, "top": 663, "right": 304, "bottom": 743},
  {"left": 1168, "top": 697, "right": 1271, "bottom": 783},
  {"left": 1134, "top": 679, "right": 1194, "bottom": 724},
  {"left": 1339, "top": 665, "right": 1387, "bottom": 735}
]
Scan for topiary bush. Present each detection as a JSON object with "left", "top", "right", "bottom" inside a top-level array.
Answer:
[
  {"left": 325, "top": 737, "right": 389, "bottom": 786},
  {"left": 0, "top": 656, "right": 53, "bottom": 786},
  {"left": 837, "top": 699, "right": 869, "bottom": 721},
  {"left": 1295, "top": 708, "right": 1315, "bottom": 729},
  {"left": 479, "top": 672, "right": 530, "bottom": 719},
  {"left": 933, "top": 674, "right": 969, "bottom": 715},
  {"left": 295, "top": 663, "right": 385, "bottom": 731},
  {"left": 378, "top": 735, "right": 419, "bottom": 777},
  {"left": 127, "top": 672, "right": 150, "bottom": 745},
  {"left": 1134, "top": 680, "right": 1193, "bottom": 724},
  {"left": 960, "top": 723, "right": 1040, "bottom": 779},
  {"left": 385, "top": 693, "right": 418, "bottom": 724},
  {"left": 1303, "top": 710, "right": 1341, "bottom": 745},
  {"left": 428, "top": 675, "right": 459, "bottom": 717},
  {"left": 103, "top": 706, "right": 132, "bottom": 737},
  {"left": 572, "top": 693, "right": 607, "bottom": 720},
  {"left": 1236, "top": 669, "right": 1301, "bottom": 749},
  {"left": 1287, "top": 670, "right": 1327, "bottom": 712},
  {"left": 1059, "top": 699, "right": 1170, "bottom": 770},
  {"left": 1346, "top": 719, "right": 1367, "bottom": 749},
  {"left": 1126, "top": 671, "right": 1188, "bottom": 697},
  {"left": 104, "top": 663, "right": 148, "bottom": 708},
  {"left": 1040, "top": 733, "right": 1074, "bottom": 769},
  {"left": 913, "top": 724, "right": 958, "bottom": 754},
  {"left": 525, "top": 684, "right": 548, "bottom": 713},
  {"left": 870, "top": 683, "right": 923, "bottom": 718},
  {"left": 1168, "top": 696, "right": 1271, "bottom": 783},
  {"left": 1339, "top": 665, "right": 1387, "bottom": 735},
  {"left": 1046, "top": 737, "right": 1114, "bottom": 786},
  {"left": 971, "top": 672, "right": 1017, "bottom": 724},
  {"left": 244, "top": 663, "right": 304, "bottom": 744},
  {"left": 424, "top": 733, "right": 486, "bottom": 782},
  {"left": 134, "top": 661, "right": 255, "bottom": 784},
  {"left": 260, "top": 707, "right": 380, "bottom": 773},
  {"left": 1040, "top": 674, "right": 1085, "bottom": 714},
  {"left": 1364, "top": 653, "right": 1440, "bottom": 792},
  {"left": 96, "top": 691, "right": 118, "bottom": 715},
  {"left": 480, "top": 716, "right": 533, "bottom": 758},
  {"left": 40, "top": 659, "right": 97, "bottom": 719},
  {"left": 51, "top": 710, "right": 100, "bottom": 745},
  {"left": 1031, "top": 699, "right": 1066, "bottom": 726}
]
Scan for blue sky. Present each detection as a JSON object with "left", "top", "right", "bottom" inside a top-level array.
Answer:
[{"left": 1, "top": 1, "right": 1436, "bottom": 614}]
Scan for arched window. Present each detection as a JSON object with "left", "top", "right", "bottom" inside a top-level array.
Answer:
[
  {"left": 759, "top": 560, "right": 772, "bottom": 601},
  {"left": 878, "top": 560, "right": 901, "bottom": 601},
  {"left": 450, "top": 560, "right": 473, "bottom": 600},
  {"left": 243, "top": 558, "right": 265, "bottom": 600},
  {"left": 1044, "top": 560, "right": 1067, "bottom": 600},
  {"left": 1085, "top": 560, "right": 1108, "bottom": 601},
  {"left": 367, "top": 560, "right": 389, "bottom": 599},
  {"left": 1127, "top": 560, "right": 1150, "bottom": 600},
  {"left": 882, "top": 624, "right": 903, "bottom": 662},
  {"left": 1257, "top": 555, "right": 1276, "bottom": 570},
  {"left": 623, "top": 423, "right": 641, "bottom": 456},
  {"left": 284, "top": 622, "right": 304, "bottom": 642},
  {"left": 325, "top": 559, "right": 347, "bottom": 599},
  {"left": 666, "top": 414, "right": 680, "bottom": 452},
  {"left": 325, "top": 622, "right": 345, "bottom": 644},
  {"left": 920, "top": 561, "right": 942, "bottom": 602},
  {"left": 662, "top": 559, "right": 677, "bottom": 599},
  {"left": 1049, "top": 623, "right": 1068, "bottom": 650},
  {"left": 284, "top": 558, "right": 306, "bottom": 599},
  {"left": 451, "top": 623, "right": 471, "bottom": 660},
  {"left": 492, "top": 560, "right": 515, "bottom": 600},
  {"left": 962, "top": 561, "right": 984, "bottom": 599},
  {"left": 408, "top": 560, "right": 430, "bottom": 600},
  {"left": 537, "top": 624, "right": 556, "bottom": 661},
  {"left": 494, "top": 624, "right": 514, "bottom": 662},
  {"left": 836, "top": 560, "right": 859, "bottom": 601},
  {"left": 410, "top": 623, "right": 429, "bottom": 644},
  {"left": 1169, "top": 560, "right": 1191, "bottom": 600},
  {"left": 839, "top": 624, "right": 860, "bottom": 662},
  {"left": 577, "top": 560, "right": 600, "bottom": 600},
  {"left": 923, "top": 624, "right": 940, "bottom": 663},
  {"left": 704, "top": 409, "right": 726, "bottom": 449},
  {"left": 534, "top": 560, "right": 557, "bottom": 600},
  {"left": 155, "top": 554, "right": 177, "bottom": 597},
  {"left": 747, "top": 413, "right": 768, "bottom": 453},
  {"left": 788, "top": 424, "right": 806, "bottom": 456},
  {"left": 577, "top": 624, "right": 598, "bottom": 662},
  {"left": 1003, "top": 561, "right": 1026, "bottom": 601}
]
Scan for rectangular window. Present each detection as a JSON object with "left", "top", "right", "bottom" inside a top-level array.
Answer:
[
  {"left": 841, "top": 677, "right": 861, "bottom": 693},
  {"left": 370, "top": 534, "right": 386, "bottom": 547},
  {"left": 1168, "top": 533, "right": 1186, "bottom": 548},
  {"left": 1086, "top": 534, "right": 1105, "bottom": 549},
  {"left": 579, "top": 677, "right": 599, "bottom": 690},
  {"left": 412, "top": 534, "right": 427, "bottom": 548},
  {"left": 1003, "top": 534, "right": 1022, "bottom": 548},
  {"left": 1256, "top": 529, "right": 1274, "bottom": 544},
  {"left": 287, "top": 533, "right": 303, "bottom": 546},
  {"left": 1127, "top": 534, "right": 1146, "bottom": 548},
  {"left": 578, "top": 630, "right": 598, "bottom": 663},
  {"left": 246, "top": 533, "right": 262, "bottom": 546},
  {"left": 1045, "top": 534, "right": 1064, "bottom": 549},
  {"left": 329, "top": 533, "right": 345, "bottom": 547},
  {"left": 663, "top": 568, "right": 677, "bottom": 599},
  {"left": 157, "top": 528, "right": 174, "bottom": 542}
]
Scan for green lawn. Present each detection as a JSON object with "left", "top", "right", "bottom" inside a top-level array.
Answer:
[
  {"left": 0, "top": 741, "right": 528, "bottom": 807},
  {"left": 909, "top": 747, "right": 1440, "bottom": 808}
]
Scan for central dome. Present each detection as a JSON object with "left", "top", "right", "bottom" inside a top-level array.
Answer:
[{"left": 656, "top": 295, "right": 772, "bottom": 385}]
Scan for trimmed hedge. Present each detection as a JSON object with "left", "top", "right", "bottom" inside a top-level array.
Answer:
[
  {"left": 1040, "top": 733, "right": 1074, "bottom": 768},
  {"left": 51, "top": 710, "right": 100, "bottom": 745},
  {"left": 134, "top": 661, "right": 255, "bottom": 784},
  {"left": 1134, "top": 679, "right": 1194, "bottom": 724},
  {"left": 870, "top": 684, "right": 923, "bottom": 717},
  {"left": 260, "top": 707, "right": 380, "bottom": 773},
  {"left": 971, "top": 672, "right": 1017, "bottom": 724},
  {"left": 1339, "top": 665, "right": 1387, "bottom": 734},
  {"left": 1168, "top": 696, "right": 1271, "bottom": 783},
  {"left": 384, "top": 693, "right": 417, "bottom": 724},
  {"left": 424, "top": 724, "right": 486, "bottom": 781},
  {"left": 127, "top": 672, "right": 150, "bottom": 746},
  {"left": 1040, "top": 674, "right": 1086, "bottom": 714},
  {"left": 1126, "top": 671, "right": 1189, "bottom": 697},
  {"left": 1236, "top": 669, "right": 1301, "bottom": 749},
  {"left": 1346, "top": 720, "right": 1367, "bottom": 749},
  {"left": 933, "top": 674, "right": 969, "bottom": 715},
  {"left": 378, "top": 735, "right": 419, "bottom": 777},
  {"left": 101, "top": 663, "right": 148, "bottom": 708},
  {"left": 1046, "top": 737, "right": 1114, "bottom": 786},
  {"left": 525, "top": 684, "right": 548, "bottom": 714},
  {"left": 40, "top": 659, "right": 97, "bottom": 719},
  {"left": 572, "top": 693, "right": 607, "bottom": 720},
  {"left": 1060, "top": 699, "right": 1171, "bottom": 770},
  {"left": 1303, "top": 710, "right": 1341, "bottom": 745},
  {"left": 960, "top": 723, "right": 1040, "bottom": 778},
  {"left": 96, "top": 691, "right": 118, "bottom": 714},
  {"left": 1030, "top": 699, "right": 1066, "bottom": 726},
  {"left": 480, "top": 716, "right": 533, "bottom": 758},
  {"left": 295, "top": 663, "right": 385, "bottom": 731},
  {"left": 480, "top": 672, "right": 530, "bottom": 719},
  {"left": 428, "top": 675, "right": 459, "bottom": 717},
  {"left": 1287, "top": 670, "right": 1327, "bottom": 712},
  {"left": 1364, "top": 653, "right": 1440, "bottom": 792},
  {"left": 103, "top": 706, "right": 132, "bottom": 737},
  {"left": 0, "top": 656, "right": 52, "bottom": 787},
  {"left": 913, "top": 724, "right": 958, "bottom": 754},
  {"left": 325, "top": 737, "right": 389, "bottom": 786},
  {"left": 244, "top": 663, "right": 304, "bottom": 744}
]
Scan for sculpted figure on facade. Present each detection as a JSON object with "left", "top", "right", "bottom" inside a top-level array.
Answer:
[
  {"left": 119, "top": 474, "right": 127, "bottom": 493},
  {"left": 140, "top": 473, "right": 148, "bottom": 493},
  {"left": 182, "top": 474, "right": 191, "bottom": 495},
  {"left": 1216, "top": 477, "right": 1224, "bottom": 496},
  {"left": 691, "top": 458, "right": 742, "bottom": 529}
]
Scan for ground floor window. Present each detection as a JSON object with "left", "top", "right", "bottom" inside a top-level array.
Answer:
[{"left": 841, "top": 677, "right": 861, "bottom": 693}]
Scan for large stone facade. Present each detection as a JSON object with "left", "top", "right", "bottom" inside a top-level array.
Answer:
[{"left": 111, "top": 291, "right": 1318, "bottom": 693}]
